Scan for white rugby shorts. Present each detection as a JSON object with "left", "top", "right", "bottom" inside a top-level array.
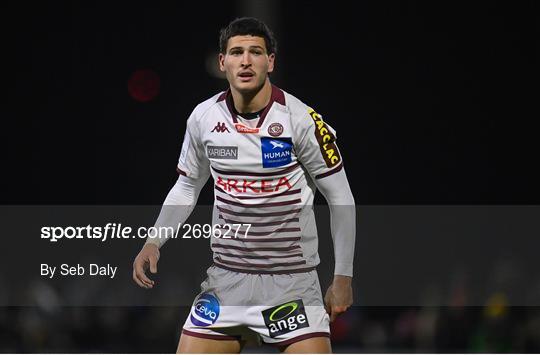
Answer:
[{"left": 182, "top": 265, "right": 330, "bottom": 346}]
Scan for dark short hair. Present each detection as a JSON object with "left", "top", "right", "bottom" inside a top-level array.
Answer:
[{"left": 219, "top": 17, "right": 277, "bottom": 55}]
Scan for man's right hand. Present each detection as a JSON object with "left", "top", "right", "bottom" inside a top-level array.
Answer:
[{"left": 132, "top": 243, "right": 160, "bottom": 289}]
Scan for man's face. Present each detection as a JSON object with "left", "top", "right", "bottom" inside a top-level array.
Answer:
[{"left": 219, "top": 35, "right": 275, "bottom": 93}]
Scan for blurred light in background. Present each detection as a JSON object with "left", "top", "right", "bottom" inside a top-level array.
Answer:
[{"left": 128, "top": 69, "right": 160, "bottom": 102}]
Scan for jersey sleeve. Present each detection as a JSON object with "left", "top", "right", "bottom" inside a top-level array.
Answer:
[
  {"left": 177, "top": 111, "right": 210, "bottom": 179},
  {"left": 294, "top": 108, "right": 343, "bottom": 179}
]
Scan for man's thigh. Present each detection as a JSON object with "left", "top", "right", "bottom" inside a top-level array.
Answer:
[
  {"left": 281, "top": 336, "right": 331, "bottom": 354},
  {"left": 177, "top": 332, "right": 243, "bottom": 354}
]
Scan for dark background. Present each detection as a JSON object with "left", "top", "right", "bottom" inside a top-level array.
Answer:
[
  {"left": 5, "top": 0, "right": 540, "bottom": 352},
  {"left": 8, "top": 0, "right": 539, "bottom": 205}
]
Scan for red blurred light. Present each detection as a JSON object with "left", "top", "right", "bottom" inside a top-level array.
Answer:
[{"left": 128, "top": 69, "right": 160, "bottom": 102}]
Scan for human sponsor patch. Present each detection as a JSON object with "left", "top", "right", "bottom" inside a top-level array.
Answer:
[
  {"left": 190, "top": 293, "right": 220, "bottom": 327},
  {"left": 262, "top": 299, "right": 309, "bottom": 337},
  {"left": 308, "top": 108, "right": 341, "bottom": 168},
  {"left": 207, "top": 145, "right": 238, "bottom": 160},
  {"left": 261, "top": 137, "right": 293, "bottom": 168}
]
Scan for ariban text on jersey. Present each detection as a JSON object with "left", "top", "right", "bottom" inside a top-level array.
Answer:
[{"left": 207, "top": 146, "right": 238, "bottom": 160}]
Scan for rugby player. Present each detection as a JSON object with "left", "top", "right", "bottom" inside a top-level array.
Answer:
[{"left": 133, "top": 17, "right": 356, "bottom": 353}]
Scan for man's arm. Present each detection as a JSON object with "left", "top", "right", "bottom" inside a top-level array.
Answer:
[
  {"left": 288, "top": 104, "right": 355, "bottom": 320},
  {"left": 132, "top": 172, "right": 209, "bottom": 289},
  {"left": 314, "top": 168, "right": 356, "bottom": 321}
]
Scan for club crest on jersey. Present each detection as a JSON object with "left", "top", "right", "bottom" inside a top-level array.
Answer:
[
  {"left": 190, "top": 293, "right": 220, "bottom": 327},
  {"left": 261, "top": 137, "right": 292, "bottom": 168},
  {"left": 211, "top": 122, "right": 230, "bottom": 133},
  {"left": 262, "top": 299, "right": 309, "bottom": 337},
  {"left": 268, "top": 122, "right": 284, "bottom": 137}
]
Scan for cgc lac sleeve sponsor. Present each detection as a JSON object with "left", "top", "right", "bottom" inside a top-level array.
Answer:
[{"left": 294, "top": 108, "right": 343, "bottom": 180}]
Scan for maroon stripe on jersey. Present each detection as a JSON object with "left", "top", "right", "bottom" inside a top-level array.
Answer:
[
  {"left": 176, "top": 167, "right": 187, "bottom": 176},
  {"left": 215, "top": 186, "right": 301, "bottom": 199},
  {"left": 212, "top": 243, "right": 301, "bottom": 252},
  {"left": 216, "top": 226, "right": 301, "bottom": 236},
  {"left": 216, "top": 195, "right": 301, "bottom": 208},
  {"left": 217, "top": 206, "right": 302, "bottom": 217},
  {"left": 216, "top": 90, "right": 228, "bottom": 102},
  {"left": 211, "top": 162, "right": 300, "bottom": 177},
  {"left": 215, "top": 251, "right": 304, "bottom": 260},
  {"left": 215, "top": 257, "right": 306, "bottom": 268},
  {"left": 219, "top": 215, "right": 300, "bottom": 226},
  {"left": 224, "top": 91, "right": 239, "bottom": 123},
  {"left": 256, "top": 85, "right": 286, "bottom": 128},
  {"left": 214, "top": 236, "right": 300, "bottom": 243},
  {"left": 214, "top": 262, "right": 316, "bottom": 275},
  {"left": 315, "top": 162, "right": 343, "bottom": 179}
]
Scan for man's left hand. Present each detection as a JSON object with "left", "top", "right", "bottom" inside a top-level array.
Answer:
[{"left": 324, "top": 275, "right": 353, "bottom": 322}]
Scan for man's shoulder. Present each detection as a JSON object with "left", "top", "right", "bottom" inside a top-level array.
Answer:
[
  {"left": 279, "top": 89, "right": 315, "bottom": 129},
  {"left": 191, "top": 91, "right": 226, "bottom": 118}
]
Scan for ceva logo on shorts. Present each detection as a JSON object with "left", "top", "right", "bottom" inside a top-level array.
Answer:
[
  {"left": 190, "top": 293, "right": 220, "bottom": 327},
  {"left": 262, "top": 299, "right": 309, "bottom": 337}
]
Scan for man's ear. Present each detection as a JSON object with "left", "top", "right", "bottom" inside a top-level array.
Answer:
[
  {"left": 267, "top": 53, "right": 275, "bottom": 73},
  {"left": 218, "top": 53, "right": 225, "bottom": 72}
]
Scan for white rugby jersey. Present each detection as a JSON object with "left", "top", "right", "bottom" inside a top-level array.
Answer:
[{"left": 177, "top": 85, "right": 344, "bottom": 274}]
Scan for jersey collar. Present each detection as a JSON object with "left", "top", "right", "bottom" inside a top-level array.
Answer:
[{"left": 217, "top": 84, "right": 285, "bottom": 128}]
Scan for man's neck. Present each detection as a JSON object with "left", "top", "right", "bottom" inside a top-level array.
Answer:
[{"left": 230, "top": 79, "right": 272, "bottom": 114}]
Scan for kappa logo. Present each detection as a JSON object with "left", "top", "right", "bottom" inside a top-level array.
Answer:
[
  {"left": 211, "top": 122, "right": 230, "bottom": 133},
  {"left": 262, "top": 299, "right": 309, "bottom": 337}
]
